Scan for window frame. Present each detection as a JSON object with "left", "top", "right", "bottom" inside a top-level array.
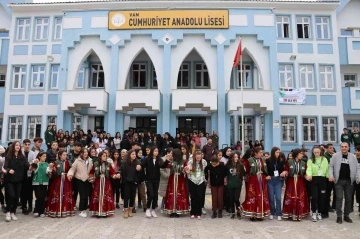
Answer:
[
  {"left": 281, "top": 117, "right": 297, "bottom": 143},
  {"left": 12, "top": 65, "right": 27, "bottom": 90},
  {"left": 322, "top": 117, "right": 337, "bottom": 143},
  {"left": 8, "top": 116, "right": 23, "bottom": 141},
  {"left": 30, "top": 65, "right": 46, "bottom": 89},
  {"left": 73, "top": 116, "right": 82, "bottom": 131},
  {"left": 299, "top": 64, "right": 315, "bottom": 90},
  {"left": 302, "top": 117, "right": 317, "bottom": 143},
  {"left": 0, "top": 74, "right": 5, "bottom": 87},
  {"left": 53, "top": 17, "right": 63, "bottom": 40},
  {"left": 47, "top": 116, "right": 57, "bottom": 126},
  {"left": 194, "top": 62, "right": 210, "bottom": 89},
  {"left": 130, "top": 62, "right": 147, "bottom": 89},
  {"left": 235, "top": 63, "right": 252, "bottom": 89},
  {"left": 319, "top": 65, "right": 334, "bottom": 90},
  {"left": 315, "top": 16, "right": 331, "bottom": 40},
  {"left": 50, "top": 64, "right": 60, "bottom": 90},
  {"left": 76, "top": 65, "right": 85, "bottom": 89},
  {"left": 177, "top": 62, "right": 191, "bottom": 89},
  {"left": 239, "top": 116, "right": 254, "bottom": 142},
  {"left": 343, "top": 74, "right": 357, "bottom": 87},
  {"left": 34, "top": 17, "right": 50, "bottom": 41},
  {"left": 90, "top": 64, "right": 105, "bottom": 88},
  {"left": 151, "top": 63, "right": 158, "bottom": 89},
  {"left": 16, "top": 18, "right": 31, "bottom": 41},
  {"left": 276, "top": 15, "right": 291, "bottom": 39},
  {"left": 278, "top": 64, "right": 294, "bottom": 88},
  {"left": 27, "top": 116, "right": 42, "bottom": 140},
  {"left": 296, "top": 16, "right": 312, "bottom": 39}
]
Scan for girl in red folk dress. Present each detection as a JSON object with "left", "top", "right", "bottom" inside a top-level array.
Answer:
[
  {"left": 163, "top": 148, "right": 189, "bottom": 218},
  {"left": 89, "top": 152, "right": 119, "bottom": 218},
  {"left": 241, "top": 147, "right": 271, "bottom": 221},
  {"left": 46, "top": 151, "right": 75, "bottom": 218},
  {"left": 282, "top": 148, "right": 309, "bottom": 221}
]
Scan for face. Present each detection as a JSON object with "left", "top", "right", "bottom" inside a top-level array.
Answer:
[
  {"left": 356, "top": 149, "right": 360, "bottom": 158},
  {"left": 167, "top": 151, "right": 173, "bottom": 160},
  {"left": 181, "top": 147, "right": 187, "bottom": 154},
  {"left": 23, "top": 142, "right": 31, "bottom": 151},
  {"left": 355, "top": 127, "right": 358, "bottom": 132},
  {"left": 90, "top": 150, "right": 96, "bottom": 157},
  {"left": 296, "top": 152, "right": 303, "bottom": 160},
  {"left": 51, "top": 143, "right": 58, "bottom": 150},
  {"left": 83, "top": 150, "right": 89, "bottom": 159},
  {"left": 226, "top": 148, "right": 231, "bottom": 156},
  {"left": 233, "top": 154, "right": 239, "bottom": 162},
  {"left": 113, "top": 152, "right": 119, "bottom": 159},
  {"left": 275, "top": 150, "right": 280, "bottom": 158},
  {"left": 74, "top": 146, "right": 81, "bottom": 153},
  {"left": 14, "top": 142, "right": 21, "bottom": 152},
  {"left": 217, "top": 152, "right": 222, "bottom": 160},
  {"left": 208, "top": 139, "right": 212, "bottom": 144},
  {"left": 313, "top": 148, "right": 321, "bottom": 157},
  {"left": 35, "top": 141, "right": 42, "bottom": 148},
  {"left": 59, "top": 146, "right": 65, "bottom": 151},
  {"left": 195, "top": 153, "right": 202, "bottom": 161},
  {"left": 264, "top": 153, "right": 270, "bottom": 159},
  {"left": 121, "top": 151, "right": 127, "bottom": 158},
  {"left": 341, "top": 143, "right": 349, "bottom": 154},
  {"left": 137, "top": 150, "right": 143, "bottom": 158},
  {"left": 255, "top": 150, "right": 263, "bottom": 158},
  {"left": 344, "top": 129, "right": 348, "bottom": 134},
  {"left": 40, "top": 154, "right": 46, "bottom": 162},
  {"left": 153, "top": 148, "right": 159, "bottom": 157},
  {"left": 146, "top": 148, "right": 151, "bottom": 155},
  {"left": 327, "top": 146, "right": 334, "bottom": 153},
  {"left": 130, "top": 151, "right": 136, "bottom": 160},
  {"left": 60, "top": 152, "right": 67, "bottom": 160},
  {"left": 288, "top": 153, "right": 293, "bottom": 159},
  {"left": 101, "top": 153, "right": 107, "bottom": 162},
  {"left": 104, "top": 150, "right": 109, "bottom": 157}
]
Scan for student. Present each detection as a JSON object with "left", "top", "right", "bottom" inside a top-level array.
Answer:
[
  {"left": 205, "top": 155, "right": 227, "bottom": 219},
  {"left": 110, "top": 151, "right": 121, "bottom": 209},
  {"left": 32, "top": 152, "right": 49, "bottom": 217}
]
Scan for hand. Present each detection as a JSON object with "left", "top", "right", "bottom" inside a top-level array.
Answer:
[
  {"left": 306, "top": 176, "right": 312, "bottom": 181},
  {"left": 117, "top": 174, "right": 121, "bottom": 179},
  {"left": 136, "top": 165, "right": 141, "bottom": 171},
  {"left": 67, "top": 175, "right": 73, "bottom": 181},
  {"left": 33, "top": 159, "right": 39, "bottom": 164},
  {"left": 185, "top": 166, "right": 190, "bottom": 174},
  {"left": 329, "top": 177, "right": 335, "bottom": 182},
  {"left": 280, "top": 172, "right": 286, "bottom": 177},
  {"left": 265, "top": 176, "right": 271, "bottom": 180},
  {"left": 9, "top": 169, "right": 14, "bottom": 174},
  {"left": 49, "top": 163, "right": 54, "bottom": 168},
  {"left": 208, "top": 183, "right": 211, "bottom": 188}
]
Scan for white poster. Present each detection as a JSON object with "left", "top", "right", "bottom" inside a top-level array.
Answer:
[{"left": 279, "top": 88, "right": 306, "bottom": 105}]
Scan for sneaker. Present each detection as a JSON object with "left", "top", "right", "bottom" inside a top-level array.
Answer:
[
  {"left": 145, "top": 209, "right": 152, "bottom": 218},
  {"left": 277, "top": 216, "right": 282, "bottom": 221},
  {"left": 1, "top": 205, "right": 6, "bottom": 213},
  {"left": 211, "top": 211, "right": 217, "bottom": 219},
  {"left": 231, "top": 213, "right": 235, "bottom": 219},
  {"left": 120, "top": 200, "right": 124, "bottom": 205},
  {"left": 10, "top": 213, "right": 17, "bottom": 221},
  {"left": 151, "top": 210, "right": 158, "bottom": 218},
  {"left": 197, "top": 216, "right": 201, "bottom": 220},
  {"left": 5, "top": 212, "right": 10, "bottom": 222},
  {"left": 116, "top": 204, "right": 120, "bottom": 209},
  {"left": 201, "top": 208, "right": 206, "bottom": 215},
  {"left": 34, "top": 213, "right": 39, "bottom": 217},
  {"left": 312, "top": 213, "right": 317, "bottom": 222},
  {"left": 317, "top": 213, "right": 322, "bottom": 221},
  {"left": 269, "top": 215, "right": 274, "bottom": 220},
  {"left": 79, "top": 211, "right": 87, "bottom": 218},
  {"left": 40, "top": 214, "right": 46, "bottom": 218},
  {"left": 190, "top": 215, "right": 195, "bottom": 219},
  {"left": 74, "top": 206, "right": 78, "bottom": 211}
]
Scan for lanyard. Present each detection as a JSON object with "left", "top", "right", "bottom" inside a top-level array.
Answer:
[
  {"left": 273, "top": 160, "right": 277, "bottom": 170},
  {"left": 315, "top": 157, "right": 323, "bottom": 169},
  {"left": 295, "top": 162, "right": 299, "bottom": 174}
]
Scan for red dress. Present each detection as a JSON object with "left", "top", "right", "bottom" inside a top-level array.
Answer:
[
  {"left": 46, "top": 160, "right": 75, "bottom": 218},
  {"left": 241, "top": 157, "right": 270, "bottom": 218},
  {"left": 163, "top": 160, "right": 189, "bottom": 215},
  {"left": 89, "top": 162, "right": 115, "bottom": 217},
  {"left": 282, "top": 159, "right": 309, "bottom": 220}
]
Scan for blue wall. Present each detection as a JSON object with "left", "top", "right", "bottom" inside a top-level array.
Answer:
[
  {"left": 338, "top": 37, "right": 348, "bottom": 65},
  {"left": 0, "top": 88, "right": 5, "bottom": 113},
  {"left": 0, "top": 39, "right": 9, "bottom": 65}
]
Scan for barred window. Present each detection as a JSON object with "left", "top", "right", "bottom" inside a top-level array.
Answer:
[
  {"left": 28, "top": 116, "right": 42, "bottom": 140},
  {"left": 239, "top": 117, "right": 254, "bottom": 142},
  {"left": 323, "top": 117, "right": 337, "bottom": 143},
  {"left": 282, "top": 117, "right": 297, "bottom": 142},
  {"left": 8, "top": 116, "right": 23, "bottom": 141},
  {"left": 303, "top": 117, "right": 317, "bottom": 143}
]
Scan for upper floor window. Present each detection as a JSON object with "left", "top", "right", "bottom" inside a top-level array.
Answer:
[
  {"left": 91, "top": 64, "right": 104, "bottom": 88},
  {"left": 195, "top": 63, "right": 210, "bottom": 88},
  {"left": 8, "top": 116, "right": 23, "bottom": 141},
  {"left": 276, "top": 16, "right": 290, "bottom": 38},
  {"left": 50, "top": 65, "right": 59, "bottom": 89},
  {"left": 54, "top": 17, "right": 63, "bottom": 40},
  {"left": 303, "top": 117, "right": 317, "bottom": 143},
  {"left": 299, "top": 65, "right": 314, "bottom": 89},
  {"left": 12, "top": 66, "right": 26, "bottom": 89},
  {"left": 282, "top": 117, "right": 297, "bottom": 143},
  {"left": 322, "top": 117, "right": 337, "bottom": 143},
  {"left": 77, "top": 66, "right": 85, "bottom": 88},
  {"left": 31, "top": 65, "right": 46, "bottom": 89},
  {"left": 16, "top": 18, "right": 31, "bottom": 41},
  {"left": 296, "top": 16, "right": 311, "bottom": 39},
  {"left": 0, "top": 74, "right": 5, "bottom": 87},
  {"left": 152, "top": 65, "right": 158, "bottom": 89},
  {"left": 340, "top": 29, "right": 353, "bottom": 36},
  {"left": 316, "top": 17, "right": 330, "bottom": 40},
  {"left": 279, "top": 64, "right": 294, "bottom": 88},
  {"left": 48, "top": 116, "right": 57, "bottom": 126},
  {"left": 344, "top": 74, "right": 357, "bottom": 87},
  {"left": 177, "top": 63, "right": 190, "bottom": 88},
  {"left": 131, "top": 63, "right": 146, "bottom": 88},
  {"left": 235, "top": 64, "right": 252, "bottom": 88},
  {"left": 319, "top": 65, "right": 333, "bottom": 90},
  {"left": 27, "top": 116, "right": 42, "bottom": 140},
  {"left": 34, "top": 17, "right": 49, "bottom": 40}
]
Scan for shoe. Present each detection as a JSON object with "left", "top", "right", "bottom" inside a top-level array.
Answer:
[
  {"left": 344, "top": 216, "right": 353, "bottom": 223},
  {"left": 218, "top": 210, "right": 223, "bottom": 218},
  {"left": 269, "top": 215, "right": 274, "bottom": 220},
  {"left": 116, "top": 204, "right": 120, "bottom": 209},
  {"left": 223, "top": 209, "right": 230, "bottom": 216},
  {"left": 237, "top": 212, "right": 241, "bottom": 219},
  {"left": 79, "top": 211, "right": 87, "bottom": 218},
  {"left": 138, "top": 204, "right": 142, "bottom": 209},
  {"left": 145, "top": 209, "right": 151, "bottom": 218},
  {"left": 1, "top": 205, "right": 6, "bottom": 213},
  {"left": 329, "top": 208, "right": 335, "bottom": 213},
  {"left": 34, "top": 213, "right": 39, "bottom": 217},
  {"left": 74, "top": 206, "right": 78, "bottom": 211},
  {"left": 336, "top": 217, "right": 342, "bottom": 224},
  {"left": 322, "top": 214, "right": 329, "bottom": 219},
  {"left": 202, "top": 208, "right": 206, "bottom": 215},
  {"left": 277, "top": 216, "right": 282, "bottom": 221},
  {"left": 40, "top": 214, "right": 45, "bottom": 218},
  {"left": 151, "top": 210, "right": 158, "bottom": 218},
  {"left": 120, "top": 200, "right": 124, "bottom": 205},
  {"left": 197, "top": 216, "right": 201, "bottom": 220},
  {"left": 231, "top": 213, "right": 235, "bottom": 219},
  {"left": 123, "top": 208, "right": 129, "bottom": 219},
  {"left": 211, "top": 211, "right": 217, "bottom": 219},
  {"left": 10, "top": 213, "right": 17, "bottom": 221},
  {"left": 22, "top": 209, "right": 29, "bottom": 215},
  {"left": 312, "top": 213, "right": 317, "bottom": 222},
  {"left": 317, "top": 213, "right": 322, "bottom": 221},
  {"left": 250, "top": 217, "right": 256, "bottom": 221},
  {"left": 132, "top": 208, "right": 136, "bottom": 213},
  {"left": 170, "top": 213, "right": 175, "bottom": 218},
  {"left": 174, "top": 214, "right": 179, "bottom": 218},
  {"left": 190, "top": 215, "right": 195, "bottom": 219},
  {"left": 5, "top": 212, "right": 10, "bottom": 222},
  {"left": 128, "top": 207, "right": 133, "bottom": 217}
]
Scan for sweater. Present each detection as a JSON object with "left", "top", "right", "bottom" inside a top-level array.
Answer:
[
  {"left": 306, "top": 157, "right": 329, "bottom": 177},
  {"left": 141, "top": 156, "right": 169, "bottom": 181},
  {"left": 120, "top": 160, "right": 140, "bottom": 183},
  {"left": 4, "top": 155, "right": 30, "bottom": 183},
  {"left": 204, "top": 163, "right": 227, "bottom": 187},
  {"left": 341, "top": 133, "right": 351, "bottom": 145},
  {"left": 226, "top": 163, "right": 243, "bottom": 189},
  {"left": 352, "top": 132, "right": 360, "bottom": 145},
  {"left": 32, "top": 162, "right": 49, "bottom": 185},
  {"left": 68, "top": 157, "right": 93, "bottom": 182}
]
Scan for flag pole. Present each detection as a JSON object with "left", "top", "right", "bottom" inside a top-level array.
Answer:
[{"left": 240, "top": 41, "right": 245, "bottom": 157}]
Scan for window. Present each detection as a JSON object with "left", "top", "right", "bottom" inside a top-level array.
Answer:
[
  {"left": 322, "top": 117, "right": 337, "bottom": 143},
  {"left": 239, "top": 117, "right": 254, "bottom": 142},
  {"left": 195, "top": 63, "right": 210, "bottom": 88},
  {"left": 8, "top": 116, "right": 23, "bottom": 141},
  {"left": 319, "top": 66, "right": 333, "bottom": 90},
  {"left": 91, "top": 64, "right": 104, "bottom": 88},
  {"left": 282, "top": 117, "right": 297, "bottom": 143},
  {"left": 296, "top": 16, "right": 311, "bottom": 39},
  {"left": 73, "top": 116, "right": 82, "bottom": 131},
  {"left": 152, "top": 65, "right": 158, "bottom": 88},
  {"left": 279, "top": 64, "right": 294, "bottom": 88},
  {"left": 236, "top": 64, "right": 252, "bottom": 88},
  {"left": 135, "top": 117, "right": 157, "bottom": 133},
  {"left": 131, "top": 63, "right": 146, "bottom": 88},
  {"left": 347, "top": 121, "right": 359, "bottom": 133},
  {"left": 27, "top": 116, "right": 42, "bottom": 139},
  {"left": 0, "top": 74, "right": 5, "bottom": 87},
  {"left": 341, "top": 29, "right": 353, "bottom": 36},
  {"left": 31, "top": 65, "right": 45, "bottom": 89},
  {"left": 344, "top": 74, "right": 357, "bottom": 87},
  {"left": 12, "top": 66, "right": 26, "bottom": 89},
  {"left": 50, "top": 65, "right": 59, "bottom": 89},
  {"left": 16, "top": 18, "right": 30, "bottom": 41},
  {"left": 276, "top": 16, "right": 290, "bottom": 38},
  {"left": 316, "top": 17, "right": 330, "bottom": 39},
  {"left": 299, "top": 65, "right": 314, "bottom": 89},
  {"left": 34, "top": 17, "right": 49, "bottom": 40},
  {"left": 54, "top": 17, "right": 62, "bottom": 40},
  {"left": 177, "top": 63, "right": 190, "bottom": 88},
  {"left": 260, "top": 116, "right": 265, "bottom": 141},
  {"left": 77, "top": 66, "right": 85, "bottom": 88},
  {"left": 303, "top": 117, "right": 317, "bottom": 143},
  {"left": 48, "top": 116, "right": 57, "bottom": 126}
]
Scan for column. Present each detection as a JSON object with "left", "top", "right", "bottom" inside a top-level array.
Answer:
[
  {"left": 63, "top": 112, "right": 73, "bottom": 132},
  {"left": 161, "top": 44, "right": 171, "bottom": 134},
  {"left": 255, "top": 116, "right": 261, "bottom": 141},
  {"left": 264, "top": 113, "right": 272, "bottom": 152},
  {"left": 233, "top": 114, "right": 239, "bottom": 143},
  {"left": 107, "top": 45, "right": 119, "bottom": 134},
  {"left": 82, "top": 115, "right": 89, "bottom": 132},
  {"left": 211, "top": 113, "right": 218, "bottom": 133},
  {"left": 116, "top": 112, "right": 124, "bottom": 135}
]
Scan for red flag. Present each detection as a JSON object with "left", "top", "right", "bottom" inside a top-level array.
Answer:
[{"left": 233, "top": 40, "right": 242, "bottom": 67}]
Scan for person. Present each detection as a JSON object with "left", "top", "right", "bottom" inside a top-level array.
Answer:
[
  {"left": 135, "top": 149, "right": 146, "bottom": 213},
  {"left": 353, "top": 146, "right": 360, "bottom": 215},
  {"left": 226, "top": 151, "right": 244, "bottom": 219},
  {"left": 341, "top": 128, "right": 351, "bottom": 148},
  {"left": 266, "top": 147, "right": 285, "bottom": 221},
  {"left": 163, "top": 148, "right": 189, "bottom": 217},
  {"left": 44, "top": 125, "right": 55, "bottom": 150},
  {"left": 282, "top": 148, "right": 309, "bottom": 221},
  {"left": 110, "top": 151, "right": 121, "bottom": 209},
  {"left": 306, "top": 147, "right": 328, "bottom": 222},
  {"left": 328, "top": 142, "right": 360, "bottom": 224},
  {"left": 88, "top": 151, "right": 119, "bottom": 217},
  {"left": 4, "top": 141, "right": 30, "bottom": 222},
  {"left": 46, "top": 151, "right": 75, "bottom": 218},
  {"left": 323, "top": 143, "right": 335, "bottom": 217},
  {"left": 0, "top": 146, "right": 6, "bottom": 213},
  {"left": 32, "top": 152, "right": 49, "bottom": 218},
  {"left": 159, "top": 149, "right": 172, "bottom": 213},
  {"left": 241, "top": 147, "right": 270, "bottom": 220}
]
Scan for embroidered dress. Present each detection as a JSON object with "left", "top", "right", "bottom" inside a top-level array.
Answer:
[
  {"left": 282, "top": 159, "right": 309, "bottom": 220},
  {"left": 163, "top": 160, "right": 189, "bottom": 215},
  {"left": 241, "top": 157, "right": 271, "bottom": 218},
  {"left": 89, "top": 161, "right": 115, "bottom": 217},
  {"left": 46, "top": 160, "right": 75, "bottom": 218}
]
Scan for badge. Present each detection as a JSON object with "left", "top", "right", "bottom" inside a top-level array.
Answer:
[
  {"left": 274, "top": 170, "right": 279, "bottom": 177},
  {"left": 318, "top": 169, "right": 323, "bottom": 176}
]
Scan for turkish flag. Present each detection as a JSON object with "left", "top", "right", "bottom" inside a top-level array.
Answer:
[{"left": 233, "top": 40, "right": 242, "bottom": 67}]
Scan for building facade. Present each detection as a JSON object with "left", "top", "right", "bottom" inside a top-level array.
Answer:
[{"left": 0, "top": 0, "right": 358, "bottom": 152}]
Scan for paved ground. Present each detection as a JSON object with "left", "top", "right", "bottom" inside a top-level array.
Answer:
[{"left": 1, "top": 193, "right": 360, "bottom": 239}]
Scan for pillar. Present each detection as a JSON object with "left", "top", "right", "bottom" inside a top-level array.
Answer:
[
  {"left": 116, "top": 112, "right": 124, "bottom": 135},
  {"left": 255, "top": 116, "right": 261, "bottom": 141},
  {"left": 211, "top": 113, "right": 218, "bottom": 134},
  {"left": 233, "top": 114, "right": 239, "bottom": 143},
  {"left": 161, "top": 44, "right": 172, "bottom": 134},
  {"left": 63, "top": 112, "right": 73, "bottom": 132},
  {"left": 107, "top": 45, "right": 119, "bottom": 134}
]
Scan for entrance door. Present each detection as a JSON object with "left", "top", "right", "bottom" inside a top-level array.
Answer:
[
  {"left": 177, "top": 117, "right": 206, "bottom": 134},
  {"left": 133, "top": 117, "right": 157, "bottom": 134},
  {"left": 95, "top": 116, "right": 104, "bottom": 132}
]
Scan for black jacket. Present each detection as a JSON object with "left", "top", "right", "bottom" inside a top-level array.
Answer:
[
  {"left": 120, "top": 159, "right": 140, "bottom": 183},
  {"left": 46, "top": 150, "right": 57, "bottom": 163},
  {"left": 205, "top": 163, "right": 227, "bottom": 187},
  {"left": 4, "top": 156, "right": 30, "bottom": 183},
  {"left": 141, "top": 157, "right": 169, "bottom": 181}
]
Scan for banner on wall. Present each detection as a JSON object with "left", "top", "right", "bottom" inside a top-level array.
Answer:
[
  {"left": 108, "top": 10, "right": 229, "bottom": 30},
  {"left": 279, "top": 88, "right": 306, "bottom": 105}
]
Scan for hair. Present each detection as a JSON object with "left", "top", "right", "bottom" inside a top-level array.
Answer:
[
  {"left": 6, "top": 141, "right": 24, "bottom": 159},
  {"left": 192, "top": 150, "right": 204, "bottom": 172},
  {"left": 135, "top": 149, "right": 142, "bottom": 159},
  {"left": 165, "top": 148, "right": 173, "bottom": 155},
  {"left": 23, "top": 139, "right": 31, "bottom": 144},
  {"left": 148, "top": 146, "right": 161, "bottom": 162},
  {"left": 228, "top": 151, "right": 243, "bottom": 178},
  {"left": 131, "top": 142, "right": 139, "bottom": 147},
  {"left": 172, "top": 148, "right": 182, "bottom": 164},
  {"left": 270, "top": 147, "right": 281, "bottom": 162},
  {"left": 292, "top": 148, "right": 302, "bottom": 160},
  {"left": 58, "top": 150, "right": 66, "bottom": 160},
  {"left": 243, "top": 149, "right": 253, "bottom": 160},
  {"left": 180, "top": 144, "right": 190, "bottom": 161},
  {"left": 33, "top": 137, "right": 43, "bottom": 143},
  {"left": 310, "top": 146, "right": 323, "bottom": 163},
  {"left": 36, "top": 151, "right": 47, "bottom": 160},
  {"left": 356, "top": 145, "right": 360, "bottom": 152},
  {"left": 58, "top": 142, "right": 66, "bottom": 148},
  {"left": 252, "top": 147, "right": 262, "bottom": 157},
  {"left": 97, "top": 151, "right": 107, "bottom": 165},
  {"left": 210, "top": 155, "right": 219, "bottom": 163},
  {"left": 126, "top": 149, "right": 137, "bottom": 165}
]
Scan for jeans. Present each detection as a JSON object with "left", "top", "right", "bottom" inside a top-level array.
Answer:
[
  {"left": 5, "top": 182, "right": 21, "bottom": 213},
  {"left": 34, "top": 185, "right": 47, "bottom": 215},
  {"left": 75, "top": 179, "right": 89, "bottom": 211},
  {"left": 310, "top": 176, "right": 326, "bottom": 213},
  {"left": 189, "top": 181, "right": 206, "bottom": 216},
  {"left": 210, "top": 185, "right": 224, "bottom": 211},
  {"left": 267, "top": 177, "right": 283, "bottom": 216},
  {"left": 146, "top": 181, "right": 160, "bottom": 209},
  {"left": 335, "top": 179, "right": 353, "bottom": 218},
  {"left": 124, "top": 182, "right": 137, "bottom": 208},
  {"left": 21, "top": 175, "right": 33, "bottom": 210}
]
